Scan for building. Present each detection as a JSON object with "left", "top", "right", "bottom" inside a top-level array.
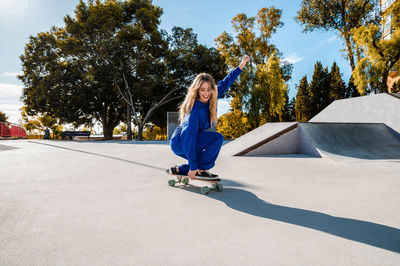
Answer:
[{"left": 380, "top": 0, "right": 400, "bottom": 91}]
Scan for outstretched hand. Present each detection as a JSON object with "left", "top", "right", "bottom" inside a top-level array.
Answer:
[{"left": 239, "top": 55, "right": 250, "bottom": 69}]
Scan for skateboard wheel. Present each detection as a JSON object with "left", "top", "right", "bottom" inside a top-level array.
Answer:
[
  {"left": 216, "top": 184, "right": 223, "bottom": 192},
  {"left": 168, "top": 179, "right": 176, "bottom": 187},
  {"left": 200, "top": 186, "right": 210, "bottom": 195},
  {"left": 183, "top": 178, "right": 189, "bottom": 185}
]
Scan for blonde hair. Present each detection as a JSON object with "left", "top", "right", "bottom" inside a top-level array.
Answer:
[{"left": 179, "top": 73, "right": 218, "bottom": 125}]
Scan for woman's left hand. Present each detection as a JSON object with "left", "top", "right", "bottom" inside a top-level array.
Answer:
[
  {"left": 239, "top": 55, "right": 250, "bottom": 69},
  {"left": 188, "top": 170, "right": 199, "bottom": 180}
]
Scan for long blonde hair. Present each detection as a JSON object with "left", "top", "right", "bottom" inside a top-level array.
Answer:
[{"left": 179, "top": 73, "right": 218, "bottom": 125}]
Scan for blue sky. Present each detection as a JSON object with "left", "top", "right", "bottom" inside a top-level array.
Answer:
[{"left": 0, "top": 0, "right": 351, "bottom": 124}]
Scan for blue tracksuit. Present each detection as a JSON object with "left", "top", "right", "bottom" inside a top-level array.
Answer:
[{"left": 170, "top": 67, "right": 242, "bottom": 174}]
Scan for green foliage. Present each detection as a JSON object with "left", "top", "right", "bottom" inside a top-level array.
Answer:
[
  {"left": 346, "top": 77, "right": 361, "bottom": 98},
  {"left": 253, "top": 53, "right": 288, "bottom": 125},
  {"left": 295, "top": 76, "right": 312, "bottom": 122},
  {"left": 392, "top": 80, "right": 400, "bottom": 93},
  {"left": 296, "top": 0, "right": 378, "bottom": 72},
  {"left": 0, "top": 111, "right": 8, "bottom": 122},
  {"left": 352, "top": 1, "right": 400, "bottom": 94},
  {"left": 295, "top": 62, "right": 349, "bottom": 121},
  {"left": 308, "top": 61, "right": 331, "bottom": 117},
  {"left": 330, "top": 62, "right": 347, "bottom": 101},
  {"left": 19, "top": 0, "right": 227, "bottom": 140},
  {"left": 216, "top": 6, "right": 291, "bottom": 131},
  {"left": 280, "top": 91, "right": 296, "bottom": 122},
  {"left": 151, "top": 27, "right": 227, "bottom": 130},
  {"left": 142, "top": 125, "right": 166, "bottom": 140},
  {"left": 60, "top": 0, "right": 166, "bottom": 139},
  {"left": 113, "top": 127, "right": 122, "bottom": 135},
  {"left": 20, "top": 106, "right": 63, "bottom": 138},
  {"left": 19, "top": 1, "right": 138, "bottom": 139},
  {"left": 216, "top": 98, "right": 251, "bottom": 139}
]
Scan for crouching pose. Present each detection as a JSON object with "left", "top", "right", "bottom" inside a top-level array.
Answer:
[{"left": 168, "top": 55, "right": 250, "bottom": 180}]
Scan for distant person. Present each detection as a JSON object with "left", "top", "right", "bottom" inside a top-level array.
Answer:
[
  {"left": 44, "top": 128, "right": 50, "bottom": 139},
  {"left": 168, "top": 55, "right": 250, "bottom": 180}
]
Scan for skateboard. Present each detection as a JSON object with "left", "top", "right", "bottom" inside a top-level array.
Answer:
[{"left": 166, "top": 170, "right": 223, "bottom": 195}]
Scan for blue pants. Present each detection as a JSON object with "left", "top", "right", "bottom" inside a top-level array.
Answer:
[{"left": 170, "top": 130, "right": 224, "bottom": 175}]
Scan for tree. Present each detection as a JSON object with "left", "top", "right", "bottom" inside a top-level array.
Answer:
[
  {"left": 19, "top": 25, "right": 124, "bottom": 139},
  {"left": 151, "top": 29, "right": 227, "bottom": 131},
  {"left": 115, "top": 26, "right": 227, "bottom": 140},
  {"left": 295, "top": 0, "right": 378, "bottom": 72},
  {"left": 352, "top": 1, "right": 400, "bottom": 94},
  {"left": 294, "top": 76, "right": 312, "bottom": 122},
  {"left": 254, "top": 53, "right": 288, "bottom": 125},
  {"left": 280, "top": 91, "right": 296, "bottom": 122},
  {"left": 216, "top": 6, "right": 291, "bottom": 130},
  {"left": 295, "top": 62, "right": 358, "bottom": 121},
  {"left": 64, "top": 0, "right": 226, "bottom": 140},
  {"left": 0, "top": 112, "right": 8, "bottom": 122},
  {"left": 216, "top": 97, "right": 251, "bottom": 139},
  {"left": 308, "top": 61, "right": 331, "bottom": 118},
  {"left": 20, "top": 106, "right": 63, "bottom": 138},
  {"left": 346, "top": 77, "right": 361, "bottom": 98},
  {"left": 329, "top": 62, "right": 347, "bottom": 101},
  {"left": 19, "top": 0, "right": 227, "bottom": 140},
  {"left": 59, "top": 0, "right": 167, "bottom": 139},
  {"left": 392, "top": 80, "right": 400, "bottom": 93}
]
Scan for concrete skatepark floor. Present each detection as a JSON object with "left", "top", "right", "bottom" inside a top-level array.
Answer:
[{"left": 1, "top": 140, "right": 399, "bottom": 265}]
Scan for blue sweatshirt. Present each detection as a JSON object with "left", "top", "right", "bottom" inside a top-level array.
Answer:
[{"left": 179, "top": 67, "right": 242, "bottom": 170}]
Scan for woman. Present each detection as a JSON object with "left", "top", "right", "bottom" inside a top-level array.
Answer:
[{"left": 169, "top": 55, "right": 250, "bottom": 180}]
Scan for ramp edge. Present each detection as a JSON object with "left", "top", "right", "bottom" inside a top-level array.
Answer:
[{"left": 234, "top": 123, "right": 298, "bottom": 156}]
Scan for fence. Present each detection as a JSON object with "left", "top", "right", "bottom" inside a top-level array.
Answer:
[
  {"left": 0, "top": 122, "right": 27, "bottom": 138},
  {"left": 167, "top": 112, "right": 179, "bottom": 140}
]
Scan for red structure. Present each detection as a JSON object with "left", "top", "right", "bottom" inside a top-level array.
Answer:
[{"left": 0, "top": 122, "right": 27, "bottom": 138}]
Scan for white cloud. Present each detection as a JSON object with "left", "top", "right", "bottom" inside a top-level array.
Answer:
[
  {"left": 2, "top": 72, "right": 22, "bottom": 77},
  {"left": 178, "top": 7, "right": 192, "bottom": 13},
  {"left": 0, "top": 83, "right": 23, "bottom": 123},
  {"left": 327, "top": 35, "right": 338, "bottom": 43},
  {"left": 0, "top": 103, "right": 23, "bottom": 124},
  {"left": 283, "top": 53, "right": 305, "bottom": 65},
  {"left": 0, "top": 0, "right": 28, "bottom": 20},
  {"left": 0, "top": 83, "right": 23, "bottom": 98},
  {"left": 0, "top": 103, "right": 22, "bottom": 110}
]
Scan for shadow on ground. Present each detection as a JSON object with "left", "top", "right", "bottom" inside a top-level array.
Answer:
[
  {"left": 205, "top": 188, "right": 400, "bottom": 253},
  {"left": 27, "top": 141, "right": 400, "bottom": 253},
  {"left": 28, "top": 141, "right": 166, "bottom": 171},
  {"left": 0, "top": 144, "right": 18, "bottom": 151}
]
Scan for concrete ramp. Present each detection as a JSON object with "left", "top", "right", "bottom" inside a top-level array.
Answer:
[
  {"left": 222, "top": 122, "right": 400, "bottom": 161},
  {"left": 310, "top": 93, "right": 400, "bottom": 137},
  {"left": 299, "top": 123, "right": 400, "bottom": 161},
  {"left": 221, "top": 122, "right": 297, "bottom": 156}
]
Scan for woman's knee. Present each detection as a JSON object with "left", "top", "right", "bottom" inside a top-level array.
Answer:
[
  {"left": 215, "top": 132, "right": 224, "bottom": 145},
  {"left": 170, "top": 137, "right": 183, "bottom": 155}
]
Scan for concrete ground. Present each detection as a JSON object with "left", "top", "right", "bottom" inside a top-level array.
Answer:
[{"left": 0, "top": 139, "right": 399, "bottom": 265}]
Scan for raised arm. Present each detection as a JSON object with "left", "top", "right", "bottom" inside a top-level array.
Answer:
[{"left": 217, "top": 55, "right": 250, "bottom": 98}]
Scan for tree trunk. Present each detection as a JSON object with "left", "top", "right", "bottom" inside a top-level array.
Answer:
[
  {"left": 137, "top": 124, "right": 144, "bottom": 140},
  {"left": 344, "top": 34, "right": 356, "bottom": 73},
  {"left": 127, "top": 104, "right": 132, "bottom": 140},
  {"left": 381, "top": 69, "right": 390, "bottom": 93},
  {"left": 102, "top": 122, "right": 114, "bottom": 140}
]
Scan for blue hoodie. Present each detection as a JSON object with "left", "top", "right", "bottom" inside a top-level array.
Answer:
[{"left": 176, "top": 67, "right": 242, "bottom": 170}]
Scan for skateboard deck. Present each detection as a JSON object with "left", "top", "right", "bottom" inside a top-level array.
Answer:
[{"left": 166, "top": 170, "right": 223, "bottom": 195}]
